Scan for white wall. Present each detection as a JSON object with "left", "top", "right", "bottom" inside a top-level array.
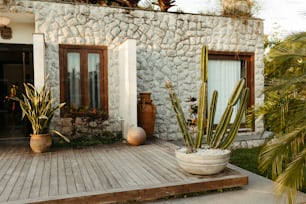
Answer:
[
  {"left": 0, "top": 22, "right": 34, "bottom": 44},
  {"left": 118, "top": 39, "right": 137, "bottom": 138},
  {"left": 33, "top": 33, "right": 45, "bottom": 91}
]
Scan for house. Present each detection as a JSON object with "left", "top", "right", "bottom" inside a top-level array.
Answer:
[{"left": 0, "top": 0, "right": 265, "bottom": 147}]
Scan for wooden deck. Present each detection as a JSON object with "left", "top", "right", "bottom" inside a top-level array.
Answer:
[{"left": 0, "top": 140, "right": 248, "bottom": 204}]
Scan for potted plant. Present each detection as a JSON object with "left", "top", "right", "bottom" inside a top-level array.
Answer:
[
  {"left": 165, "top": 45, "right": 249, "bottom": 175},
  {"left": 221, "top": 0, "right": 257, "bottom": 17},
  {"left": 12, "top": 80, "right": 69, "bottom": 153},
  {"left": 4, "top": 84, "right": 22, "bottom": 128}
]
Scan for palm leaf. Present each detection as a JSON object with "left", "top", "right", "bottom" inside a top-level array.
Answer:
[
  {"left": 259, "top": 126, "right": 306, "bottom": 174},
  {"left": 275, "top": 148, "right": 306, "bottom": 204},
  {"left": 254, "top": 32, "right": 306, "bottom": 204}
]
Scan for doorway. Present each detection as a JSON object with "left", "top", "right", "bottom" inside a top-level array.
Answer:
[{"left": 0, "top": 43, "right": 34, "bottom": 139}]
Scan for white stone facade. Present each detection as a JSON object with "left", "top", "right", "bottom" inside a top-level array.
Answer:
[{"left": 2, "top": 1, "right": 265, "bottom": 142}]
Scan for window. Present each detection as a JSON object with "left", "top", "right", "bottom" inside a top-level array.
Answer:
[
  {"left": 59, "top": 44, "right": 108, "bottom": 116},
  {"left": 208, "top": 51, "right": 254, "bottom": 125}
]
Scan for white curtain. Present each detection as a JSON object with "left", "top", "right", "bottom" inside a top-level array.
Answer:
[
  {"left": 68, "top": 53, "right": 81, "bottom": 107},
  {"left": 88, "top": 53, "right": 100, "bottom": 109},
  {"left": 208, "top": 60, "right": 241, "bottom": 124}
]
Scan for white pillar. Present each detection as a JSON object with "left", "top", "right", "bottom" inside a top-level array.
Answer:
[
  {"left": 33, "top": 33, "right": 45, "bottom": 91},
  {"left": 118, "top": 39, "right": 137, "bottom": 138}
]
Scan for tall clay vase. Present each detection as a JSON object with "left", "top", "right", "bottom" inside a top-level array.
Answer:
[
  {"left": 30, "top": 134, "right": 52, "bottom": 153},
  {"left": 137, "top": 92, "right": 157, "bottom": 138}
]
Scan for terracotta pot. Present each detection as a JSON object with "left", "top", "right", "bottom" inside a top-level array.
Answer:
[
  {"left": 137, "top": 92, "right": 156, "bottom": 138},
  {"left": 127, "top": 127, "right": 146, "bottom": 146},
  {"left": 175, "top": 148, "right": 231, "bottom": 175},
  {"left": 30, "top": 134, "right": 52, "bottom": 153}
]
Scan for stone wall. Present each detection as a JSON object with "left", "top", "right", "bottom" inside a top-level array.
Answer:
[{"left": 5, "top": 0, "right": 265, "bottom": 141}]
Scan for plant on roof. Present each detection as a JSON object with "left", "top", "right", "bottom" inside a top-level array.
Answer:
[
  {"left": 78, "top": 0, "right": 176, "bottom": 12},
  {"left": 221, "top": 0, "right": 258, "bottom": 17},
  {"left": 113, "top": 0, "right": 140, "bottom": 7},
  {"left": 157, "top": 0, "right": 176, "bottom": 12}
]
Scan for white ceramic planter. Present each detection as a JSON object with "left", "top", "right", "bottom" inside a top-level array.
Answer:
[{"left": 175, "top": 148, "right": 231, "bottom": 175}]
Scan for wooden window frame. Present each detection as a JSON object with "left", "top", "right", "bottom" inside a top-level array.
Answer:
[
  {"left": 208, "top": 51, "right": 255, "bottom": 129},
  {"left": 59, "top": 44, "right": 108, "bottom": 117}
]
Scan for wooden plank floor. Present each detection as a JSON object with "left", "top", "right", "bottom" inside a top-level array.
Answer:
[{"left": 0, "top": 140, "right": 248, "bottom": 204}]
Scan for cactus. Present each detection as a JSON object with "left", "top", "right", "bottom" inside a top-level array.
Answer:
[
  {"left": 165, "top": 81, "right": 195, "bottom": 153},
  {"left": 195, "top": 45, "right": 208, "bottom": 148},
  {"left": 207, "top": 80, "right": 249, "bottom": 149},
  {"left": 165, "top": 45, "right": 249, "bottom": 153}
]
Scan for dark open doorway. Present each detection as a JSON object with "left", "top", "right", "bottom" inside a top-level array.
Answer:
[{"left": 0, "top": 43, "right": 34, "bottom": 139}]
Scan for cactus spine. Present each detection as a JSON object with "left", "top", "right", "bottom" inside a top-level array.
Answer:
[{"left": 166, "top": 45, "right": 249, "bottom": 153}]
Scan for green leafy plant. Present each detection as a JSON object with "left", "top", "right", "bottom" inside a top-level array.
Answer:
[
  {"left": 166, "top": 45, "right": 249, "bottom": 153},
  {"left": 12, "top": 80, "right": 70, "bottom": 142},
  {"left": 248, "top": 32, "right": 306, "bottom": 204}
]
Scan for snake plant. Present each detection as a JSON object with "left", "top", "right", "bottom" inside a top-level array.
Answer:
[{"left": 12, "top": 80, "right": 70, "bottom": 142}]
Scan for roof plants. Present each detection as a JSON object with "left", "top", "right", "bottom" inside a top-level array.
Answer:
[{"left": 221, "top": 0, "right": 258, "bottom": 17}]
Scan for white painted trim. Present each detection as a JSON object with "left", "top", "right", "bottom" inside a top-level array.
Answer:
[
  {"left": 118, "top": 39, "right": 137, "bottom": 138},
  {"left": 33, "top": 33, "right": 45, "bottom": 91}
]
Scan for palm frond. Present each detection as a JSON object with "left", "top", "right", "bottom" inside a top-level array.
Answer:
[
  {"left": 274, "top": 148, "right": 306, "bottom": 204},
  {"left": 258, "top": 126, "right": 306, "bottom": 177},
  {"left": 253, "top": 31, "right": 306, "bottom": 204}
]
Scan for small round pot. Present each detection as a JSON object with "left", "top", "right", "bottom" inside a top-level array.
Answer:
[
  {"left": 30, "top": 134, "right": 52, "bottom": 153},
  {"left": 127, "top": 127, "right": 146, "bottom": 146},
  {"left": 175, "top": 148, "right": 231, "bottom": 175}
]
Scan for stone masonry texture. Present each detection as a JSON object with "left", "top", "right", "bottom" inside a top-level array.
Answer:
[{"left": 4, "top": 1, "right": 265, "bottom": 143}]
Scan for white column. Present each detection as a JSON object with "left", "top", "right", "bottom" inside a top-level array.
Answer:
[
  {"left": 118, "top": 39, "right": 137, "bottom": 138},
  {"left": 33, "top": 33, "right": 45, "bottom": 91}
]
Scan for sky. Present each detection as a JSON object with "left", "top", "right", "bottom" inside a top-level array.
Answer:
[{"left": 171, "top": 0, "right": 306, "bottom": 36}]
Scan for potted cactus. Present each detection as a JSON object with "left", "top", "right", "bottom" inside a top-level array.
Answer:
[{"left": 165, "top": 45, "right": 249, "bottom": 175}]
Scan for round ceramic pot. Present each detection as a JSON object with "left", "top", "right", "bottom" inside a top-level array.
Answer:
[
  {"left": 127, "top": 127, "right": 146, "bottom": 146},
  {"left": 175, "top": 148, "right": 231, "bottom": 175},
  {"left": 30, "top": 134, "right": 52, "bottom": 153}
]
